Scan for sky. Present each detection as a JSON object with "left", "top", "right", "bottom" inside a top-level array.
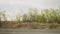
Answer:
[{"left": 0, "top": 0, "right": 60, "bottom": 21}]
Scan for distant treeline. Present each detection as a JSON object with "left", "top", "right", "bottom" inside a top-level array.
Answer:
[{"left": 0, "top": 7, "right": 60, "bottom": 24}]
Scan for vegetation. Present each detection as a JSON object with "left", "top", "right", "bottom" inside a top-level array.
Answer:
[
  {"left": 0, "top": 7, "right": 60, "bottom": 29},
  {"left": 19, "top": 7, "right": 60, "bottom": 24}
]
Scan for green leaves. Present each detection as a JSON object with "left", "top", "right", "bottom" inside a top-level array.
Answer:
[
  {"left": 27, "top": 8, "right": 60, "bottom": 23},
  {"left": 15, "top": 7, "right": 60, "bottom": 24}
]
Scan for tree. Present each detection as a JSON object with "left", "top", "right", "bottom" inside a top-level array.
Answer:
[
  {"left": 55, "top": 7, "right": 60, "bottom": 24},
  {"left": 16, "top": 13, "right": 21, "bottom": 22},
  {"left": 28, "top": 8, "right": 38, "bottom": 22},
  {"left": 22, "top": 13, "right": 27, "bottom": 22},
  {"left": 0, "top": 11, "right": 7, "bottom": 21}
]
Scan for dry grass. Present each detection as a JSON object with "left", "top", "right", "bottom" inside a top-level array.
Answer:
[{"left": 0, "top": 22, "right": 60, "bottom": 29}]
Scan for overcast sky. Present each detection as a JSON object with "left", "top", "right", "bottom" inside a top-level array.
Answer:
[{"left": 0, "top": 0, "right": 60, "bottom": 20}]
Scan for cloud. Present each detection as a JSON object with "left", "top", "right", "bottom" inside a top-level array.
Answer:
[{"left": 0, "top": 0, "right": 43, "bottom": 8}]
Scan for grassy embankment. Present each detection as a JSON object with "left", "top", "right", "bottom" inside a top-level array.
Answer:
[{"left": 0, "top": 21, "right": 60, "bottom": 29}]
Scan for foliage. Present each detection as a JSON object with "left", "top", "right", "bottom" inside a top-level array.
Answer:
[{"left": 15, "top": 7, "right": 60, "bottom": 24}]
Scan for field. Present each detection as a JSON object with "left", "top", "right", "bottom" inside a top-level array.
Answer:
[{"left": 0, "top": 21, "right": 60, "bottom": 29}]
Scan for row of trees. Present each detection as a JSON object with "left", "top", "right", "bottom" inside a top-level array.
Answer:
[
  {"left": 19, "top": 7, "right": 60, "bottom": 24},
  {"left": 0, "top": 7, "right": 60, "bottom": 24}
]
